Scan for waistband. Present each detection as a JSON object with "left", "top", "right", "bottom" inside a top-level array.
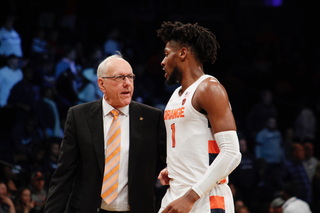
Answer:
[{"left": 100, "top": 209, "right": 130, "bottom": 213}]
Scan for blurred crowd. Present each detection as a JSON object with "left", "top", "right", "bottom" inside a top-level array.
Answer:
[{"left": 1, "top": 0, "right": 320, "bottom": 212}]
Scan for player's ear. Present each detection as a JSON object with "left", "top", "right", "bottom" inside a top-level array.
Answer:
[{"left": 179, "top": 47, "right": 187, "bottom": 60}]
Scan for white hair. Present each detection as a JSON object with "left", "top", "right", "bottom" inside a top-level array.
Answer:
[{"left": 96, "top": 51, "right": 123, "bottom": 78}]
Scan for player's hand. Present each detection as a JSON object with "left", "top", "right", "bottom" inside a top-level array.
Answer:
[
  {"left": 158, "top": 167, "right": 170, "bottom": 185},
  {"left": 161, "top": 189, "right": 199, "bottom": 213}
]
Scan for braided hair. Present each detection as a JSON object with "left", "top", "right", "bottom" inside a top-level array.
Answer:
[{"left": 157, "top": 21, "right": 220, "bottom": 64}]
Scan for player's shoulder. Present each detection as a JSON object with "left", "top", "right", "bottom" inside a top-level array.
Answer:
[
  {"left": 198, "top": 75, "right": 225, "bottom": 93},
  {"left": 202, "top": 74, "right": 220, "bottom": 84}
]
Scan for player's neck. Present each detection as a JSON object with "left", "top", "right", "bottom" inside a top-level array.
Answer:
[{"left": 179, "top": 70, "right": 204, "bottom": 95}]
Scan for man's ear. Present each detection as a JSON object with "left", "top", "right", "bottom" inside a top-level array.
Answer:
[
  {"left": 179, "top": 47, "right": 187, "bottom": 59},
  {"left": 97, "top": 78, "right": 105, "bottom": 91}
]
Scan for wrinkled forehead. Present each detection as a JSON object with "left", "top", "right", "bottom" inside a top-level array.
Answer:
[
  {"left": 108, "top": 59, "right": 132, "bottom": 75},
  {"left": 101, "top": 57, "right": 133, "bottom": 76}
]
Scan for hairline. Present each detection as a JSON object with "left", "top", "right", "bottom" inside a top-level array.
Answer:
[{"left": 97, "top": 52, "right": 123, "bottom": 78}]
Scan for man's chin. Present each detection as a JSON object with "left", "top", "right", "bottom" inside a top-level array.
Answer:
[
  {"left": 166, "top": 79, "right": 179, "bottom": 86},
  {"left": 111, "top": 98, "right": 131, "bottom": 108},
  {"left": 121, "top": 98, "right": 132, "bottom": 106}
]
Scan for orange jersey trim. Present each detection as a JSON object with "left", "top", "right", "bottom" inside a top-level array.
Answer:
[
  {"left": 208, "top": 140, "right": 220, "bottom": 154},
  {"left": 210, "top": 195, "right": 225, "bottom": 210}
]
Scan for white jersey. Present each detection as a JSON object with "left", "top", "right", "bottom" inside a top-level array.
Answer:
[{"left": 160, "top": 75, "right": 234, "bottom": 213}]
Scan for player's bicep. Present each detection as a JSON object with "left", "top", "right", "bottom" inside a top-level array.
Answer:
[{"left": 197, "top": 82, "right": 236, "bottom": 133}]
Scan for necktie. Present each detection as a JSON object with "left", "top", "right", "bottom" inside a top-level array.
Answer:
[{"left": 101, "top": 109, "right": 121, "bottom": 204}]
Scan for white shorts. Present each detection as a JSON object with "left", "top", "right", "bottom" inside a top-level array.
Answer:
[{"left": 159, "top": 183, "right": 234, "bottom": 213}]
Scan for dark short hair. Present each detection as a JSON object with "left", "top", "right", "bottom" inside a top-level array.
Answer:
[{"left": 157, "top": 21, "right": 220, "bottom": 64}]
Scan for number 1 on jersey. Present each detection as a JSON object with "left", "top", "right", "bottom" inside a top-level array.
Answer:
[{"left": 171, "top": 123, "right": 176, "bottom": 148}]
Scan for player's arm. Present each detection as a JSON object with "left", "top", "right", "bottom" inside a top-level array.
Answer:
[
  {"left": 191, "top": 78, "right": 242, "bottom": 197},
  {"left": 193, "top": 77, "right": 236, "bottom": 133}
]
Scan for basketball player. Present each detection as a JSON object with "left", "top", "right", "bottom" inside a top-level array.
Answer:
[{"left": 157, "top": 21, "right": 242, "bottom": 213}]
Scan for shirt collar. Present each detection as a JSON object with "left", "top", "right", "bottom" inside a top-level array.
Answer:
[{"left": 102, "top": 97, "right": 129, "bottom": 117}]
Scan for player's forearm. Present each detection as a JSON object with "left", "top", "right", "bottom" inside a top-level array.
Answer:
[
  {"left": 183, "top": 188, "right": 201, "bottom": 203},
  {"left": 192, "top": 130, "right": 241, "bottom": 197}
]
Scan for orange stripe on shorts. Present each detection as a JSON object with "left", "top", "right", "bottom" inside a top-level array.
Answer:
[
  {"left": 208, "top": 140, "right": 220, "bottom": 154},
  {"left": 210, "top": 195, "right": 225, "bottom": 210}
]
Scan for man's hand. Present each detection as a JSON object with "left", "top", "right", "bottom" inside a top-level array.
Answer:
[
  {"left": 158, "top": 168, "right": 170, "bottom": 185},
  {"left": 161, "top": 189, "right": 200, "bottom": 213}
]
